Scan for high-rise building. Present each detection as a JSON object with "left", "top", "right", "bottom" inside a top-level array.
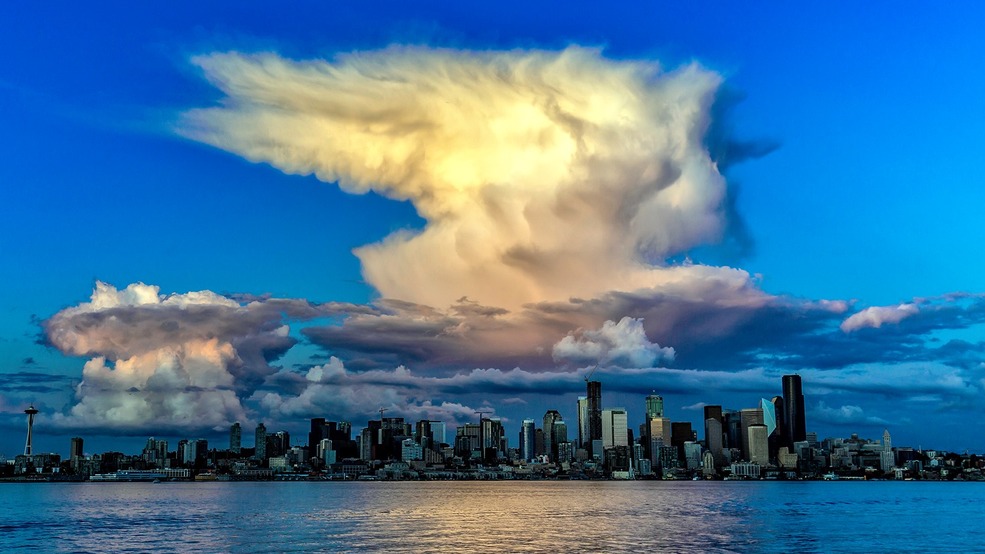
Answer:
[
  {"left": 230, "top": 422, "right": 242, "bottom": 454},
  {"left": 747, "top": 424, "right": 769, "bottom": 465},
  {"left": 782, "top": 374, "right": 807, "bottom": 445},
  {"left": 705, "top": 418, "right": 724, "bottom": 466},
  {"left": 723, "top": 409, "right": 742, "bottom": 451},
  {"left": 586, "top": 381, "right": 602, "bottom": 445},
  {"left": 482, "top": 418, "right": 505, "bottom": 460},
  {"left": 430, "top": 421, "right": 447, "bottom": 446},
  {"left": 671, "top": 422, "right": 694, "bottom": 465},
  {"left": 543, "top": 410, "right": 563, "bottom": 462},
  {"left": 553, "top": 420, "right": 568, "bottom": 461},
  {"left": 415, "top": 420, "right": 434, "bottom": 449},
  {"left": 576, "top": 397, "right": 589, "bottom": 449},
  {"left": 645, "top": 394, "right": 664, "bottom": 419},
  {"left": 647, "top": 417, "right": 672, "bottom": 464},
  {"left": 684, "top": 441, "right": 703, "bottom": 470},
  {"left": 70, "top": 437, "right": 84, "bottom": 467},
  {"left": 740, "top": 408, "right": 764, "bottom": 462},
  {"left": 520, "top": 419, "right": 536, "bottom": 461},
  {"left": 601, "top": 408, "right": 628, "bottom": 448},
  {"left": 308, "top": 418, "right": 327, "bottom": 458},
  {"left": 255, "top": 423, "right": 267, "bottom": 462}
]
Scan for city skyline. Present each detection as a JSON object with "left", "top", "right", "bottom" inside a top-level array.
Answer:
[{"left": 3, "top": 3, "right": 985, "bottom": 456}]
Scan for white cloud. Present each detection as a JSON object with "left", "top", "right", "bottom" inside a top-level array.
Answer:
[
  {"left": 840, "top": 303, "right": 919, "bottom": 332},
  {"left": 553, "top": 317, "right": 675, "bottom": 368}
]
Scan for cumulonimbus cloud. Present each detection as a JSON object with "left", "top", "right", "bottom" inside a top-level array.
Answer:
[
  {"left": 42, "top": 282, "right": 351, "bottom": 432},
  {"left": 181, "top": 46, "right": 734, "bottom": 311}
]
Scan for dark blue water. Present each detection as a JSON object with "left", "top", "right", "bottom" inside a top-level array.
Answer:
[{"left": 1, "top": 481, "right": 981, "bottom": 552}]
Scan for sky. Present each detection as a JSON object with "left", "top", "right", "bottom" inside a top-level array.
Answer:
[{"left": 2, "top": 2, "right": 985, "bottom": 457}]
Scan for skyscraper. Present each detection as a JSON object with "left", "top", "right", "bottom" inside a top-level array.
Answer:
[
  {"left": 430, "top": 421, "right": 447, "bottom": 446},
  {"left": 645, "top": 394, "right": 664, "bottom": 419},
  {"left": 230, "top": 422, "right": 242, "bottom": 454},
  {"left": 308, "top": 418, "right": 327, "bottom": 458},
  {"left": 586, "top": 381, "right": 602, "bottom": 445},
  {"left": 601, "top": 408, "right": 628, "bottom": 448},
  {"left": 255, "top": 423, "right": 267, "bottom": 462},
  {"left": 782, "top": 374, "right": 807, "bottom": 445},
  {"left": 747, "top": 424, "right": 769, "bottom": 465},
  {"left": 520, "top": 419, "right": 535, "bottom": 461},
  {"left": 576, "top": 396, "right": 588, "bottom": 449},
  {"left": 543, "top": 410, "right": 563, "bottom": 462},
  {"left": 647, "top": 417, "right": 672, "bottom": 465},
  {"left": 70, "top": 437, "right": 84, "bottom": 462},
  {"left": 703, "top": 405, "right": 724, "bottom": 465},
  {"left": 740, "top": 407, "right": 764, "bottom": 462}
]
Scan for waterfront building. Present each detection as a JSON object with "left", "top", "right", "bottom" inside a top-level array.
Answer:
[
  {"left": 730, "top": 461, "right": 761, "bottom": 479},
  {"left": 601, "top": 408, "right": 628, "bottom": 448},
  {"left": 230, "top": 422, "right": 241, "bottom": 454},
  {"left": 782, "top": 374, "right": 807, "bottom": 445}
]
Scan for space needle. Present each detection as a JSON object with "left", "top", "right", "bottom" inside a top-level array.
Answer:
[{"left": 24, "top": 405, "right": 39, "bottom": 456}]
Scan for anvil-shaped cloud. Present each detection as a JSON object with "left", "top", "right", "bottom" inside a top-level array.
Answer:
[{"left": 182, "top": 46, "right": 733, "bottom": 310}]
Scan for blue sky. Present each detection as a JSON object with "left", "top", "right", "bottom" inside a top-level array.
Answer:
[{"left": 2, "top": 2, "right": 984, "bottom": 456}]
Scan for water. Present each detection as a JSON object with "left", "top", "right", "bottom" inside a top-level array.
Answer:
[{"left": 1, "top": 481, "right": 981, "bottom": 552}]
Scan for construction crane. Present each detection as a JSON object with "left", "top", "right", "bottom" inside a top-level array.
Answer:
[
  {"left": 379, "top": 407, "right": 387, "bottom": 421},
  {"left": 584, "top": 364, "right": 599, "bottom": 383}
]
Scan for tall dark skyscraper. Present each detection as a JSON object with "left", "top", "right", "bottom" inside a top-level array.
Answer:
[
  {"left": 70, "top": 436, "right": 84, "bottom": 461},
  {"left": 782, "top": 374, "right": 806, "bottom": 445},
  {"left": 229, "top": 422, "right": 242, "bottom": 454},
  {"left": 255, "top": 423, "right": 267, "bottom": 462},
  {"left": 586, "top": 380, "right": 602, "bottom": 446}
]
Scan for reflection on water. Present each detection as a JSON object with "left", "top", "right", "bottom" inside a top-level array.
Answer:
[{"left": 1, "top": 481, "right": 981, "bottom": 552}]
